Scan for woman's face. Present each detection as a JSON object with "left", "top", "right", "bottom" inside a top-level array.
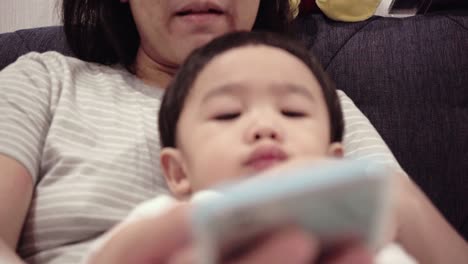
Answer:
[{"left": 128, "top": 0, "right": 261, "bottom": 68}]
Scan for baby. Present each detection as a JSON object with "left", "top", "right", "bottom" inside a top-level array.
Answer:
[
  {"left": 157, "top": 30, "right": 344, "bottom": 198},
  {"left": 84, "top": 31, "right": 416, "bottom": 263}
]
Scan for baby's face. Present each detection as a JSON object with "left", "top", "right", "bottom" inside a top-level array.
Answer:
[{"left": 162, "top": 45, "right": 342, "bottom": 197}]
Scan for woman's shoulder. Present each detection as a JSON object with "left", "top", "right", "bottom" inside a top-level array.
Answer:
[
  {"left": 3, "top": 51, "right": 163, "bottom": 98},
  {"left": 3, "top": 51, "right": 145, "bottom": 92},
  {"left": 13, "top": 51, "right": 85, "bottom": 68},
  {"left": 12, "top": 51, "right": 128, "bottom": 76}
]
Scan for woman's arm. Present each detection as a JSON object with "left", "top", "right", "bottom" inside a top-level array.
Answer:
[
  {"left": 396, "top": 175, "right": 468, "bottom": 264},
  {"left": 0, "top": 155, "right": 32, "bottom": 263},
  {"left": 0, "top": 53, "right": 58, "bottom": 262}
]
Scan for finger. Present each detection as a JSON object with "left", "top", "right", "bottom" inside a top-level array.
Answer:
[
  {"left": 92, "top": 203, "right": 192, "bottom": 264},
  {"left": 227, "top": 227, "right": 319, "bottom": 264},
  {"left": 166, "top": 246, "right": 196, "bottom": 264},
  {"left": 323, "top": 242, "right": 374, "bottom": 264}
]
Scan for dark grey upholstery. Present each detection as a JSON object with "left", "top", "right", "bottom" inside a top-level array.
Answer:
[
  {"left": 0, "top": 11, "right": 467, "bottom": 240},
  {"left": 298, "top": 12, "right": 468, "bottom": 239},
  {"left": 0, "top": 26, "right": 71, "bottom": 69}
]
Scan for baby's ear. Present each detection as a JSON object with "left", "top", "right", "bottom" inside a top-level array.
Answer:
[
  {"left": 327, "top": 142, "right": 344, "bottom": 158},
  {"left": 160, "top": 148, "right": 192, "bottom": 199}
]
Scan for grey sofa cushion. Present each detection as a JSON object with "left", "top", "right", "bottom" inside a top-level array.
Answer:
[
  {"left": 298, "top": 12, "right": 468, "bottom": 239},
  {"left": 0, "top": 26, "right": 71, "bottom": 70}
]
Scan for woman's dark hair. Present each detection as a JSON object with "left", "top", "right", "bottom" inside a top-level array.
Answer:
[
  {"left": 159, "top": 31, "right": 344, "bottom": 149},
  {"left": 62, "top": 0, "right": 293, "bottom": 71}
]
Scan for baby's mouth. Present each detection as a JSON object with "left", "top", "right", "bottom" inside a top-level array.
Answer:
[
  {"left": 247, "top": 158, "right": 285, "bottom": 171},
  {"left": 245, "top": 146, "right": 288, "bottom": 172}
]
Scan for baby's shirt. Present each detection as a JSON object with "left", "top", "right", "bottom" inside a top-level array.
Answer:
[{"left": 82, "top": 192, "right": 417, "bottom": 263}]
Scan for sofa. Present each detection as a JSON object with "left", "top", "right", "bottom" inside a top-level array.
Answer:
[{"left": 1, "top": 10, "right": 467, "bottom": 241}]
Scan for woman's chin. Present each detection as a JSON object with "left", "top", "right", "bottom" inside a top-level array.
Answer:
[{"left": 177, "top": 32, "right": 226, "bottom": 58}]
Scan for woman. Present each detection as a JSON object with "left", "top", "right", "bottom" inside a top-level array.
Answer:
[{"left": 0, "top": 0, "right": 465, "bottom": 263}]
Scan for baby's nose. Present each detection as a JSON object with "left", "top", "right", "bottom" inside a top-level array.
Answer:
[
  {"left": 246, "top": 121, "right": 284, "bottom": 143},
  {"left": 253, "top": 127, "right": 279, "bottom": 141}
]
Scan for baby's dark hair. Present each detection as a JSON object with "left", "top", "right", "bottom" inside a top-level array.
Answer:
[{"left": 159, "top": 31, "right": 344, "bottom": 148}]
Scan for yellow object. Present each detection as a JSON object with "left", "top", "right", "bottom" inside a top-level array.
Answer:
[
  {"left": 316, "top": 0, "right": 382, "bottom": 22},
  {"left": 290, "top": 0, "right": 301, "bottom": 18}
]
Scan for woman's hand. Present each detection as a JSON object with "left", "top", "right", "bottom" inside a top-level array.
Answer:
[{"left": 88, "top": 203, "right": 374, "bottom": 264}]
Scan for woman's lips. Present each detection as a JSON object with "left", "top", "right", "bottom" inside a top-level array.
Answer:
[
  {"left": 175, "top": 12, "right": 225, "bottom": 24},
  {"left": 171, "top": 1, "right": 231, "bottom": 35},
  {"left": 174, "top": 1, "right": 226, "bottom": 24},
  {"left": 174, "top": 1, "right": 225, "bottom": 15},
  {"left": 245, "top": 146, "right": 288, "bottom": 171}
]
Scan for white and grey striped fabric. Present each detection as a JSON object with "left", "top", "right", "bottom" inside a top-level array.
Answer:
[{"left": 0, "top": 52, "right": 401, "bottom": 263}]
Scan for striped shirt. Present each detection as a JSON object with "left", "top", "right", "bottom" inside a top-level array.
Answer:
[{"left": 0, "top": 52, "right": 400, "bottom": 263}]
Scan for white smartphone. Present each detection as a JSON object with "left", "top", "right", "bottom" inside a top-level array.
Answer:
[{"left": 191, "top": 159, "right": 394, "bottom": 264}]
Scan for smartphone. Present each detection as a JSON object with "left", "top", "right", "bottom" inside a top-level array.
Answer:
[{"left": 191, "top": 159, "right": 394, "bottom": 264}]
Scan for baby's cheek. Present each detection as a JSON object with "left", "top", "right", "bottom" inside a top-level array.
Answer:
[
  {"left": 295, "top": 140, "right": 330, "bottom": 157},
  {"left": 191, "top": 157, "right": 237, "bottom": 190}
]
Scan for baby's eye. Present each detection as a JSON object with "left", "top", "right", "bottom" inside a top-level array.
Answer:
[
  {"left": 214, "top": 112, "right": 240, "bottom": 121},
  {"left": 281, "top": 110, "right": 307, "bottom": 118}
]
